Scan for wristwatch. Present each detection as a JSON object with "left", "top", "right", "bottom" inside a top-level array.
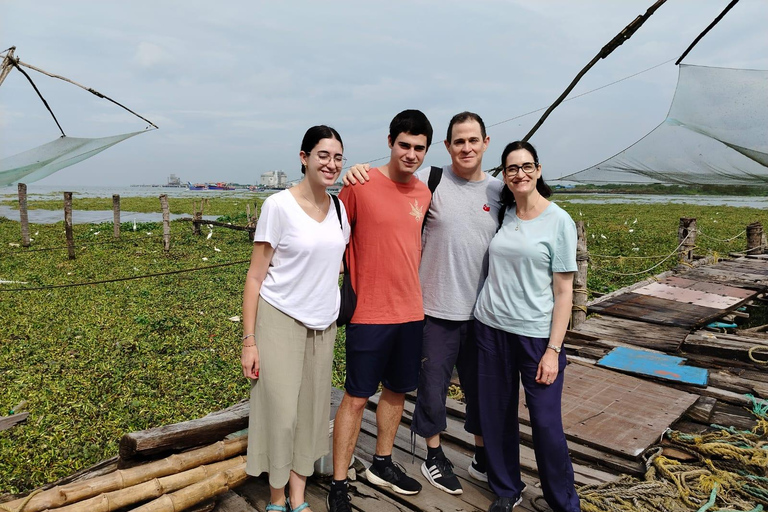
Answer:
[{"left": 547, "top": 344, "right": 562, "bottom": 353}]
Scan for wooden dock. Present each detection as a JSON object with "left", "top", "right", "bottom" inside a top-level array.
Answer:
[{"left": 4, "top": 255, "right": 767, "bottom": 512}]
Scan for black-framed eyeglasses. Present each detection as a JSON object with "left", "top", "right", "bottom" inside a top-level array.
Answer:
[
  {"left": 504, "top": 162, "right": 538, "bottom": 175},
  {"left": 315, "top": 151, "right": 346, "bottom": 166}
]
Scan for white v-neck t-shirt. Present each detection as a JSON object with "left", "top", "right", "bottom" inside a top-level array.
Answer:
[{"left": 254, "top": 189, "right": 350, "bottom": 330}]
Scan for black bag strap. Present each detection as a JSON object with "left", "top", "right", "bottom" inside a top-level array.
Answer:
[
  {"left": 427, "top": 165, "right": 443, "bottom": 193},
  {"left": 497, "top": 204, "right": 507, "bottom": 233},
  {"left": 331, "top": 194, "right": 349, "bottom": 273},
  {"left": 423, "top": 166, "right": 443, "bottom": 234}
]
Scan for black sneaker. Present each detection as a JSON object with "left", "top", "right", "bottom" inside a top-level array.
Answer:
[
  {"left": 365, "top": 460, "right": 422, "bottom": 495},
  {"left": 487, "top": 495, "right": 523, "bottom": 512},
  {"left": 421, "top": 453, "right": 463, "bottom": 495},
  {"left": 326, "top": 489, "right": 352, "bottom": 512},
  {"left": 468, "top": 454, "right": 488, "bottom": 482}
]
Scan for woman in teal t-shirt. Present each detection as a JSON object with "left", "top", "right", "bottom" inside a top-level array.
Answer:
[{"left": 473, "top": 141, "right": 579, "bottom": 512}]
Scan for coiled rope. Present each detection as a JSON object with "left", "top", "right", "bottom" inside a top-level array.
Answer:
[{"left": 578, "top": 395, "right": 768, "bottom": 512}]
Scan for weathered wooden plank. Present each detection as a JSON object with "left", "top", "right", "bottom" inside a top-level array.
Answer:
[
  {"left": 213, "top": 491, "right": 258, "bottom": 512},
  {"left": 370, "top": 394, "right": 626, "bottom": 483},
  {"left": 661, "top": 276, "right": 756, "bottom": 299},
  {"left": 589, "top": 293, "right": 724, "bottom": 328},
  {"left": 521, "top": 361, "right": 698, "bottom": 459},
  {"left": 119, "top": 401, "right": 249, "bottom": 462},
  {"left": 0, "top": 412, "right": 29, "bottom": 432},
  {"left": 569, "top": 316, "right": 687, "bottom": 352},
  {"left": 684, "top": 396, "right": 717, "bottom": 423},
  {"left": 407, "top": 392, "right": 643, "bottom": 477},
  {"left": 683, "top": 331, "right": 768, "bottom": 364},
  {"left": 633, "top": 282, "right": 745, "bottom": 309},
  {"left": 710, "top": 402, "right": 759, "bottom": 431},
  {"left": 597, "top": 347, "right": 708, "bottom": 387}
]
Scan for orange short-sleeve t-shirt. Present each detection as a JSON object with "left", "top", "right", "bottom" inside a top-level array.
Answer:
[{"left": 338, "top": 168, "right": 431, "bottom": 324}]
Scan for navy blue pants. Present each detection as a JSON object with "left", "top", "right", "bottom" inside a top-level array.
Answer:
[
  {"left": 411, "top": 316, "right": 481, "bottom": 439},
  {"left": 475, "top": 320, "right": 580, "bottom": 512}
]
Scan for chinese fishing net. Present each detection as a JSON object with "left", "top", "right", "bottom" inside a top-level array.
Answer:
[
  {"left": 562, "top": 64, "right": 768, "bottom": 185},
  {"left": 0, "top": 131, "right": 147, "bottom": 187}
]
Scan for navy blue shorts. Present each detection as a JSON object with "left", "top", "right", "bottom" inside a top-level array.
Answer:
[{"left": 344, "top": 321, "right": 424, "bottom": 398}]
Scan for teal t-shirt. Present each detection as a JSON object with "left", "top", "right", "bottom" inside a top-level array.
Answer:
[{"left": 473, "top": 201, "right": 577, "bottom": 338}]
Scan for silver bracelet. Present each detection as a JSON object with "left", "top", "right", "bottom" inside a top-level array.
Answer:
[{"left": 242, "top": 333, "right": 255, "bottom": 341}]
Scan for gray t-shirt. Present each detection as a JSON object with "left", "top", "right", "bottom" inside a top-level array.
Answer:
[{"left": 417, "top": 165, "right": 504, "bottom": 321}]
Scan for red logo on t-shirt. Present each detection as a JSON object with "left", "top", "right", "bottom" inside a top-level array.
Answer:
[{"left": 482, "top": 204, "right": 490, "bottom": 212}]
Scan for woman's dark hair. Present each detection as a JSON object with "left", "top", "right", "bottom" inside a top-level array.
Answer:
[
  {"left": 446, "top": 111, "right": 486, "bottom": 142},
  {"left": 499, "top": 140, "right": 552, "bottom": 210},
  {"left": 300, "top": 125, "right": 343, "bottom": 174}
]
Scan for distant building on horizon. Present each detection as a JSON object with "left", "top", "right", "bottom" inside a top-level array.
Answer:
[
  {"left": 167, "top": 174, "right": 182, "bottom": 187},
  {"left": 260, "top": 170, "right": 287, "bottom": 188}
]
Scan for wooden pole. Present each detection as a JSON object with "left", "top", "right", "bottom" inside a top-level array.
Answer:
[
  {"left": 130, "top": 464, "right": 247, "bottom": 512},
  {"left": 0, "top": 436, "right": 247, "bottom": 512},
  {"left": 113, "top": 194, "right": 121, "bottom": 239},
  {"left": 192, "top": 200, "right": 201, "bottom": 236},
  {"left": 746, "top": 221, "right": 764, "bottom": 254},
  {"left": 0, "top": 47, "right": 16, "bottom": 88},
  {"left": 50, "top": 456, "right": 246, "bottom": 512},
  {"left": 160, "top": 194, "right": 171, "bottom": 253},
  {"left": 18, "top": 183, "right": 30, "bottom": 247},
  {"left": 572, "top": 220, "right": 589, "bottom": 328},
  {"left": 678, "top": 217, "right": 697, "bottom": 264},
  {"left": 64, "top": 192, "right": 75, "bottom": 260}
]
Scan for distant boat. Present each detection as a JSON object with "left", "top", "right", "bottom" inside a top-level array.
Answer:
[
  {"left": 187, "top": 182, "right": 207, "bottom": 190},
  {"left": 207, "top": 182, "right": 235, "bottom": 190}
]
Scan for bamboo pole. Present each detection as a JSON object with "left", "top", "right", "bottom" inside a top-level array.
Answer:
[
  {"left": 0, "top": 47, "right": 16, "bottom": 88},
  {"left": 51, "top": 456, "right": 246, "bottom": 512},
  {"left": 160, "top": 194, "right": 170, "bottom": 253},
  {"left": 572, "top": 220, "right": 589, "bottom": 328},
  {"left": 678, "top": 217, "right": 696, "bottom": 265},
  {"left": 746, "top": 221, "right": 764, "bottom": 254},
  {"left": 0, "top": 436, "right": 247, "bottom": 512},
  {"left": 130, "top": 464, "right": 247, "bottom": 512},
  {"left": 112, "top": 195, "right": 120, "bottom": 240},
  {"left": 64, "top": 192, "right": 75, "bottom": 260},
  {"left": 192, "top": 200, "right": 201, "bottom": 236},
  {"left": 18, "top": 183, "right": 30, "bottom": 247}
]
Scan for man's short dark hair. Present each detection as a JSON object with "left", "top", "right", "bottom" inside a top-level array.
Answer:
[
  {"left": 389, "top": 109, "right": 433, "bottom": 147},
  {"left": 446, "top": 111, "right": 486, "bottom": 142}
]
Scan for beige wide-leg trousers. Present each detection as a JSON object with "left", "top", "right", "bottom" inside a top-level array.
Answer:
[{"left": 246, "top": 297, "right": 336, "bottom": 488}]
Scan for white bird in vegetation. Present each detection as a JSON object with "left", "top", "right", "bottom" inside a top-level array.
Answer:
[
  {"left": 628, "top": 229, "right": 634, "bottom": 233},
  {"left": 633, "top": 218, "right": 637, "bottom": 224},
  {"left": 93, "top": 231, "right": 100, "bottom": 236},
  {"left": 207, "top": 226, "right": 213, "bottom": 240},
  {"left": 202, "top": 257, "right": 209, "bottom": 261},
  {"left": 214, "top": 247, "right": 221, "bottom": 252},
  {"left": 600, "top": 234, "right": 607, "bottom": 239},
  {"left": 133, "top": 219, "right": 137, "bottom": 231}
]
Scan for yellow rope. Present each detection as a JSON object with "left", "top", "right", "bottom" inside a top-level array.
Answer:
[
  {"left": 748, "top": 346, "right": 768, "bottom": 365},
  {"left": 0, "top": 488, "right": 42, "bottom": 512}
]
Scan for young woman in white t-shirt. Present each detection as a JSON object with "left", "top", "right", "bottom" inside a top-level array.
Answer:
[{"left": 241, "top": 125, "right": 350, "bottom": 512}]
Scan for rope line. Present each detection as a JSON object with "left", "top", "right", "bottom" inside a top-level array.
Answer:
[
  {"left": 593, "top": 234, "right": 692, "bottom": 277},
  {"left": 696, "top": 229, "right": 746, "bottom": 243},
  {"left": 0, "top": 259, "right": 249, "bottom": 292}
]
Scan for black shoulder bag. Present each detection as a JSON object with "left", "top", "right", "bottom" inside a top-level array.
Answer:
[{"left": 331, "top": 195, "right": 357, "bottom": 326}]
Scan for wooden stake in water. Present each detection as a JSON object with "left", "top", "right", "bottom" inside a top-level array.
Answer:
[
  {"left": 113, "top": 194, "right": 121, "bottom": 239},
  {"left": 678, "top": 217, "right": 697, "bottom": 265},
  {"left": 18, "top": 183, "right": 30, "bottom": 247},
  {"left": 747, "top": 221, "right": 764, "bottom": 254},
  {"left": 64, "top": 192, "right": 75, "bottom": 260},
  {"left": 160, "top": 194, "right": 170, "bottom": 253},
  {"left": 572, "top": 220, "right": 588, "bottom": 328}
]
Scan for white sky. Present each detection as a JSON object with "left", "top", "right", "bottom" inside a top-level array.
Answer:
[{"left": 1, "top": 0, "right": 766, "bottom": 186}]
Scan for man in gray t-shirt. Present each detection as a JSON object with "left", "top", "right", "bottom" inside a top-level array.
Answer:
[{"left": 345, "top": 112, "right": 502, "bottom": 496}]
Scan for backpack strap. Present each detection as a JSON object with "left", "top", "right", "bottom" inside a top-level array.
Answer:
[
  {"left": 331, "top": 194, "right": 349, "bottom": 272},
  {"left": 427, "top": 166, "right": 443, "bottom": 193},
  {"left": 330, "top": 194, "right": 342, "bottom": 227},
  {"left": 423, "top": 166, "right": 443, "bottom": 234}
]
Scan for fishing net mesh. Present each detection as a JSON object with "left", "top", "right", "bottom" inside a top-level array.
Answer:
[
  {"left": 562, "top": 65, "right": 768, "bottom": 185},
  {"left": 0, "top": 131, "right": 145, "bottom": 187}
]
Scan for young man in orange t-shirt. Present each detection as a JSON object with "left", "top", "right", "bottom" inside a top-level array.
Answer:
[{"left": 328, "top": 110, "right": 432, "bottom": 512}]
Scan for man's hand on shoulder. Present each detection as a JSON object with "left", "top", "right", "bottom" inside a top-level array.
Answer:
[{"left": 342, "top": 164, "right": 371, "bottom": 186}]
